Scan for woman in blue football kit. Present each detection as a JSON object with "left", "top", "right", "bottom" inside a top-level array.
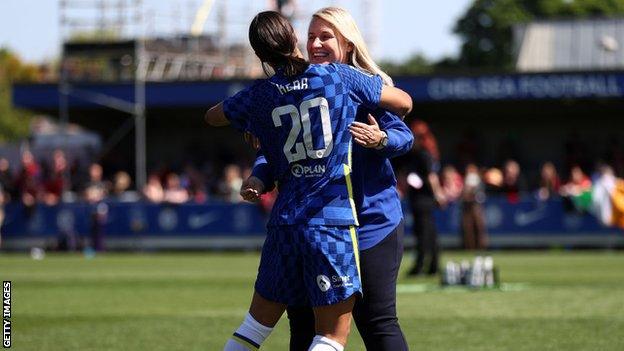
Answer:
[
  {"left": 205, "top": 11, "right": 412, "bottom": 351},
  {"left": 244, "top": 7, "right": 414, "bottom": 351}
]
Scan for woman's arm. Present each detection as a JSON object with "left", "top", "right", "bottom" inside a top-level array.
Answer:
[
  {"left": 250, "top": 151, "right": 276, "bottom": 194},
  {"left": 379, "top": 86, "right": 412, "bottom": 117},
  {"left": 429, "top": 171, "right": 447, "bottom": 208},
  {"left": 349, "top": 110, "right": 414, "bottom": 158},
  {"left": 335, "top": 65, "right": 412, "bottom": 117},
  {"left": 375, "top": 111, "right": 414, "bottom": 157},
  {"left": 204, "top": 102, "right": 230, "bottom": 126}
]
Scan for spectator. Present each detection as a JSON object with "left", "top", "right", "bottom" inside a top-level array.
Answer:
[
  {"left": 89, "top": 201, "right": 108, "bottom": 252},
  {"left": 43, "top": 150, "right": 68, "bottom": 205},
  {"left": 110, "top": 171, "right": 139, "bottom": 202},
  {"left": 0, "top": 157, "right": 12, "bottom": 248},
  {"left": 537, "top": 162, "right": 561, "bottom": 201},
  {"left": 461, "top": 164, "right": 488, "bottom": 250},
  {"left": 258, "top": 188, "right": 278, "bottom": 214},
  {"left": 112, "top": 171, "right": 130, "bottom": 195},
  {"left": 83, "top": 163, "right": 108, "bottom": 203},
  {"left": 217, "top": 164, "right": 243, "bottom": 203},
  {"left": 405, "top": 120, "right": 444, "bottom": 276},
  {"left": 441, "top": 165, "right": 463, "bottom": 204},
  {"left": 483, "top": 166, "right": 503, "bottom": 192},
  {"left": 15, "top": 150, "right": 42, "bottom": 214},
  {"left": 499, "top": 159, "right": 528, "bottom": 203},
  {"left": 163, "top": 173, "right": 189, "bottom": 204},
  {"left": 182, "top": 164, "right": 208, "bottom": 203},
  {"left": 0, "top": 157, "right": 15, "bottom": 203},
  {"left": 561, "top": 165, "right": 592, "bottom": 196},
  {"left": 560, "top": 165, "right": 592, "bottom": 213},
  {"left": 83, "top": 163, "right": 108, "bottom": 251},
  {"left": 142, "top": 173, "right": 164, "bottom": 203},
  {"left": 591, "top": 164, "right": 617, "bottom": 226},
  {"left": 0, "top": 182, "right": 4, "bottom": 249}
]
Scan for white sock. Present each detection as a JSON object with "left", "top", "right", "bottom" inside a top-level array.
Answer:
[
  {"left": 224, "top": 313, "right": 273, "bottom": 350},
  {"left": 224, "top": 339, "right": 252, "bottom": 351},
  {"left": 308, "top": 335, "right": 344, "bottom": 351}
]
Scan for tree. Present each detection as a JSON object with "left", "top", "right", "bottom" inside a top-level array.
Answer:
[
  {"left": 0, "top": 48, "right": 40, "bottom": 142},
  {"left": 453, "top": 0, "right": 624, "bottom": 69},
  {"left": 380, "top": 53, "right": 433, "bottom": 76}
]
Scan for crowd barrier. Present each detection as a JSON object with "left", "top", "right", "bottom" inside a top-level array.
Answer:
[{"left": 2, "top": 197, "right": 622, "bottom": 250}]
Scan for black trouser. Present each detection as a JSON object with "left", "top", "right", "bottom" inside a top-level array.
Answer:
[
  {"left": 286, "top": 222, "right": 409, "bottom": 351},
  {"left": 411, "top": 199, "right": 439, "bottom": 275}
]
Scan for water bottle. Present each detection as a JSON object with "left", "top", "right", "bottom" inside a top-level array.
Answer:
[
  {"left": 460, "top": 260, "right": 470, "bottom": 285},
  {"left": 470, "top": 256, "right": 484, "bottom": 288},
  {"left": 484, "top": 256, "right": 494, "bottom": 287}
]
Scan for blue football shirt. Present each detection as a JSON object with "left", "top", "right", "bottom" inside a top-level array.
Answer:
[{"left": 223, "top": 63, "right": 383, "bottom": 226}]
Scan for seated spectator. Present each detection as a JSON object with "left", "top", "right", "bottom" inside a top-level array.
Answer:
[
  {"left": 142, "top": 173, "right": 164, "bottom": 203},
  {"left": 163, "top": 173, "right": 189, "bottom": 204},
  {"left": 537, "top": 162, "right": 561, "bottom": 201}
]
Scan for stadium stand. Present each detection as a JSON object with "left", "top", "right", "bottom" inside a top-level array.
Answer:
[{"left": 6, "top": 17, "right": 624, "bottom": 251}]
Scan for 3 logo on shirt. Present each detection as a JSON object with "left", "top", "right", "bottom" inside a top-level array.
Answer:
[{"left": 291, "top": 163, "right": 326, "bottom": 178}]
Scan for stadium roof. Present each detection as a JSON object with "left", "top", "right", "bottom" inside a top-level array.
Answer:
[{"left": 514, "top": 18, "right": 624, "bottom": 72}]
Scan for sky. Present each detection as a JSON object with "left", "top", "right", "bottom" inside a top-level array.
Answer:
[{"left": 0, "top": 0, "right": 473, "bottom": 64}]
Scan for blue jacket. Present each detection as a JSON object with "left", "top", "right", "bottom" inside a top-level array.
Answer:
[{"left": 252, "top": 107, "right": 413, "bottom": 250}]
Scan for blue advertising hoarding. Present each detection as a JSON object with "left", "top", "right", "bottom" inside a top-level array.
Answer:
[
  {"left": 2, "top": 198, "right": 621, "bottom": 243},
  {"left": 2, "top": 201, "right": 268, "bottom": 238},
  {"left": 395, "top": 72, "right": 624, "bottom": 102},
  {"left": 13, "top": 71, "right": 624, "bottom": 110}
]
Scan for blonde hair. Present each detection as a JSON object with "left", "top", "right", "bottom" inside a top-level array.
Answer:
[{"left": 312, "top": 7, "right": 393, "bottom": 86}]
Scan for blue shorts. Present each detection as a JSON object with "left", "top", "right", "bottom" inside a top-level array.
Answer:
[{"left": 255, "top": 224, "right": 362, "bottom": 307}]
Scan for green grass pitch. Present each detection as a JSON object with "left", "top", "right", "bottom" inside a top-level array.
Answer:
[{"left": 1, "top": 250, "right": 624, "bottom": 350}]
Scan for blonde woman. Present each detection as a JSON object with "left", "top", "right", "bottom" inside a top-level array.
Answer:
[{"left": 245, "top": 7, "right": 412, "bottom": 350}]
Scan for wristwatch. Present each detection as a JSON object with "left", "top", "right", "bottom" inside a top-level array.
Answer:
[{"left": 375, "top": 131, "right": 388, "bottom": 150}]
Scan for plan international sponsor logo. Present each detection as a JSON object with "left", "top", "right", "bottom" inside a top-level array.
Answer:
[{"left": 291, "top": 164, "right": 326, "bottom": 178}]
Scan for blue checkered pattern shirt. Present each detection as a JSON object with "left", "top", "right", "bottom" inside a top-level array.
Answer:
[{"left": 223, "top": 63, "right": 383, "bottom": 226}]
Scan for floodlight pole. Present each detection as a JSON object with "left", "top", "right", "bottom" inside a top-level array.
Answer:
[
  {"left": 59, "top": 59, "right": 70, "bottom": 135},
  {"left": 59, "top": 40, "right": 148, "bottom": 192},
  {"left": 59, "top": 48, "right": 71, "bottom": 196},
  {"left": 134, "top": 38, "right": 147, "bottom": 190},
  {"left": 59, "top": 0, "right": 148, "bottom": 191}
]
